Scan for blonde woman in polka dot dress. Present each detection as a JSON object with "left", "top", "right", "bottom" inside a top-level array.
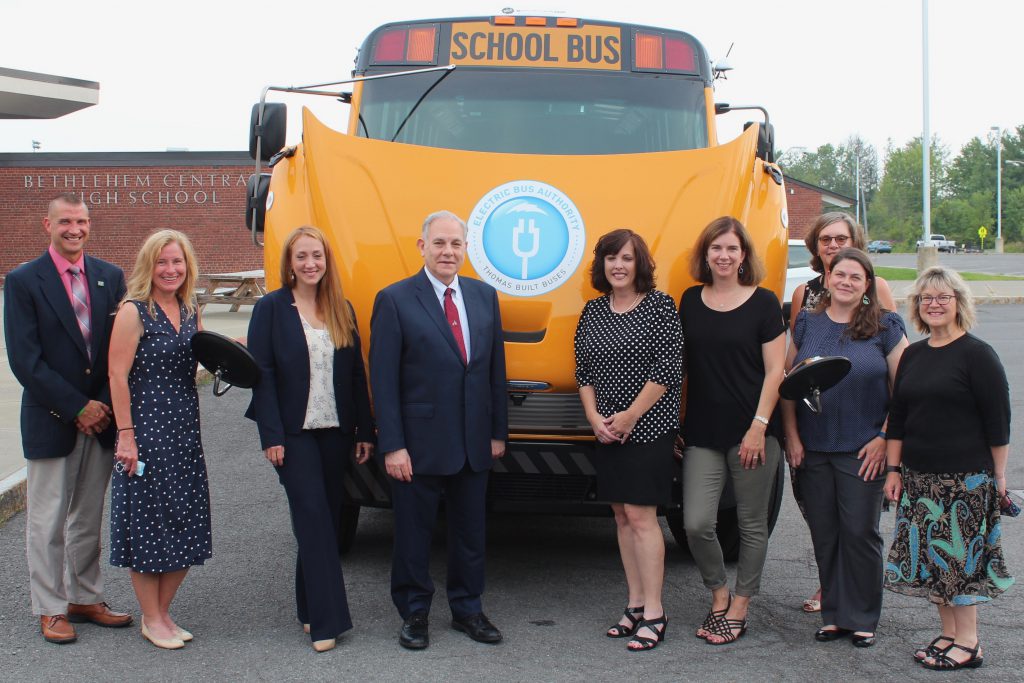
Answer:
[
  {"left": 575, "top": 229, "right": 684, "bottom": 652},
  {"left": 108, "top": 230, "right": 210, "bottom": 650}
]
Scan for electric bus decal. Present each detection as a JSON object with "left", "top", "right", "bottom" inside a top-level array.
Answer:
[{"left": 467, "top": 180, "right": 586, "bottom": 297}]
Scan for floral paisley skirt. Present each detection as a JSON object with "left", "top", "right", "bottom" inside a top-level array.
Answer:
[{"left": 884, "top": 469, "right": 1014, "bottom": 606}]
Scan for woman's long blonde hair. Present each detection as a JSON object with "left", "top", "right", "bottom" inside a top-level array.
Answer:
[
  {"left": 280, "top": 225, "right": 354, "bottom": 349},
  {"left": 125, "top": 229, "right": 199, "bottom": 320}
]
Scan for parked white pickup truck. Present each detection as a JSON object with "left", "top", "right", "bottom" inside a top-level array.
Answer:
[{"left": 916, "top": 234, "right": 957, "bottom": 252}]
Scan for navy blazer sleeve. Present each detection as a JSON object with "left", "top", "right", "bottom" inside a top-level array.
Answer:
[
  {"left": 369, "top": 287, "right": 405, "bottom": 454},
  {"left": 487, "top": 284, "right": 509, "bottom": 441},
  {"left": 245, "top": 295, "right": 286, "bottom": 449},
  {"left": 95, "top": 267, "right": 127, "bottom": 408},
  {"left": 348, "top": 306, "right": 375, "bottom": 442}
]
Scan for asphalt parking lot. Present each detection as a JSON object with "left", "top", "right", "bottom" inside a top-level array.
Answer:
[{"left": 0, "top": 306, "right": 1022, "bottom": 682}]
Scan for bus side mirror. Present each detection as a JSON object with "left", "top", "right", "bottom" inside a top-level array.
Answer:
[
  {"left": 744, "top": 121, "right": 775, "bottom": 163},
  {"left": 249, "top": 103, "right": 287, "bottom": 161},
  {"left": 245, "top": 173, "right": 272, "bottom": 232}
]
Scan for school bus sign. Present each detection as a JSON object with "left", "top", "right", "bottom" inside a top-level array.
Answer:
[{"left": 450, "top": 22, "right": 622, "bottom": 69}]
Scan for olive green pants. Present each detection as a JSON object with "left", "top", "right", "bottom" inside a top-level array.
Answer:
[{"left": 682, "top": 437, "right": 780, "bottom": 597}]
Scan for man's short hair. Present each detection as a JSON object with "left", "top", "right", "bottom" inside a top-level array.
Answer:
[
  {"left": 48, "top": 192, "right": 88, "bottom": 216},
  {"left": 421, "top": 210, "right": 468, "bottom": 240}
]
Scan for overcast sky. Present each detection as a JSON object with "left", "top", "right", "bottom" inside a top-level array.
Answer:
[{"left": 2, "top": 0, "right": 1020, "bottom": 161}]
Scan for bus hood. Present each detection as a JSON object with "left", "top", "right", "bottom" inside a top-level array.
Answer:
[{"left": 267, "top": 107, "right": 787, "bottom": 393}]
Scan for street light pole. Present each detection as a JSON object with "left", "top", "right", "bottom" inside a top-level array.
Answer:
[{"left": 991, "top": 126, "right": 1003, "bottom": 253}]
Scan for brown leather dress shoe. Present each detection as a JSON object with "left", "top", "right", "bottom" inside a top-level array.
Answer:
[
  {"left": 40, "top": 614, "right": 77, "bottom": 644},
  {"left": 68, "top": 602, "right": 133, "bottom": 628}
]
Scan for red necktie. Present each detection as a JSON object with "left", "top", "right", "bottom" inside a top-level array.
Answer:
[
  {"left": 444, "top": 287, "right": 467, "bottom": 365},
  {"left": 68, "top": 266, "right": 92, "bottom": 361}
]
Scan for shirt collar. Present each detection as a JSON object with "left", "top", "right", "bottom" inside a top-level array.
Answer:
[
  {"left": 423, "top": 267, "right": 460, "bottom": 299},
  {"left": 48, "top": 244, "right": 85, "bottom": 275}
]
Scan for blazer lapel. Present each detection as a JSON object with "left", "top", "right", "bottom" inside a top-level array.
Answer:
[
  {"left": 414, "top": 270, "right": 463, "bottom": 362},
  {"left": 37, "top": 259, "right": 90, "bottom": 361}
]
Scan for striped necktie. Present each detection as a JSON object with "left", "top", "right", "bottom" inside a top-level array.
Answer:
[{"left": 68, "top": 266, "right": 92, "bottom": 360}]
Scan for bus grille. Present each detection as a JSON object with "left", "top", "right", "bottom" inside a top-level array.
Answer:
[{"left": 508, "top": 393, "right": 589, "bottom": 434}]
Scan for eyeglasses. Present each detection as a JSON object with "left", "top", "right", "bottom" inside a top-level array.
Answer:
[
  {"left": 818, "top": 235, "right": 850, "bottom": 246},
  {"left": 919, "top": 294, "right": 956, "bottom": 305}
]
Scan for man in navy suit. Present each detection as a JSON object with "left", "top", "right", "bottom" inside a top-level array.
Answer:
[
  {"left": 370, "top": 210, "right": 508, "bottom": 650},
  {"left": 4, "top": 194, "right": 131, "bottom": 643}
]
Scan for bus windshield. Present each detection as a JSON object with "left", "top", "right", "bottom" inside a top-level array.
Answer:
[{"left": 356, "top": 68, "right": 708, "bottom": 155}]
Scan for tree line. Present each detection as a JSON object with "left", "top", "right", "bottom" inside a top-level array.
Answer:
[{"left": 778, "top": 126, "right": 1024, "bottom": 250}]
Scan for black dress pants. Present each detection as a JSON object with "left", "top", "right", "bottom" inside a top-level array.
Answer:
[
  {"left": 277, "top": 428, "right": 353, "bottom": 641},
  {"left": 801, "top": 451, "right": 885, "bottom": 632}
]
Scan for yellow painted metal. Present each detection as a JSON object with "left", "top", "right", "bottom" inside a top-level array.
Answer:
[{"left": 262, "top": 107, "right": 786, "bottom": 400}]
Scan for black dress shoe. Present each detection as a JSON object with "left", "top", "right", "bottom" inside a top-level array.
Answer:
[
  {"left": 399, "top": 612, "right": 429, "bottom": 650},
  {"left": 852, "top": 632, "right": 876, "bottom": 648},
  {"left": 815, "top": 627, "right": 851, "bottom": 642},
  {"left": 451, "top": 612, "right": 502, "bottom": 644}
]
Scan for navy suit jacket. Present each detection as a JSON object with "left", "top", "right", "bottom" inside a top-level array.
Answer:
[
  {"left": 4, "top": 252, "right": 126, "bottom": 459},
  {"left": 244, "top": 287, "right": 374, "bottom": 449},
  {"left": 369, "top": 269, "right": 508, "bottom": 475}
]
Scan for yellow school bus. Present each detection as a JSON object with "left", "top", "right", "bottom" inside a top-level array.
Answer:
[{"left": 246, "top": 14, "right": 789, "bottom": 556}]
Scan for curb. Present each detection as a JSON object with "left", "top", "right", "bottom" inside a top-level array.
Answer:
[{"left": 0, "top": 466, "right": 27, "bottom": 526}]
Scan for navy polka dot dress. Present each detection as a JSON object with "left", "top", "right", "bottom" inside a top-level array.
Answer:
[{"left": 110, "top": 300, "right": 212, "bottom": 573}]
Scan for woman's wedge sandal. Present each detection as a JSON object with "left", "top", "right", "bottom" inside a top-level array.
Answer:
[
  {"left": 921, "top": 642, "right": 984, "bottom": 670},
  {"left": 696, "top": 604, "right": 730, "bottom": 640},
  {"left": 627, "top": 616, "right": 667, "bottom": 652},
  {"left": 606, "top": 606, "right": 644, "bottom": 638},
  {"left": 705, "top": 616, "right": 747, "bottom": 645},
  {"left": 914, "top": 635, "right": 954, "bottom": 662}
]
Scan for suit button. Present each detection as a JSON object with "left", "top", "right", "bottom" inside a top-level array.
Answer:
[{"left": 85, "top": 369, "right": 91, "bottom": 375}]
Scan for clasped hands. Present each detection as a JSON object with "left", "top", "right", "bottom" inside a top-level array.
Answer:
[
  {"left": 590, "top": 410, "right": 638, "bottom": 445},
  {"left": 75, "top": 399, "right": 111, "bottom": 435},
  {"left": 383, "top": 440, "right": 506, "bottom": 482}
]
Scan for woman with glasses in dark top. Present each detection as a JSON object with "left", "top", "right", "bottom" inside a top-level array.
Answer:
[
  {"left": 788, "top": 212, "right": 896, "bottom": 614},
  {"left": 883, "top": 266, "right": 1013, "bottom": 671}
]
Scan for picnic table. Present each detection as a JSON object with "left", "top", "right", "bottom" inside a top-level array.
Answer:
[{"left": 197, "top": 270, "right": 266, "bottom": 312}]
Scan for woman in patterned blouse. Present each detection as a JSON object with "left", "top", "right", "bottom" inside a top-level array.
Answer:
[
  {"left": 246, "top": 226, "right": 374, "bottom": 652},
  {"left": 574, "top": 229, "right": 683, "bottom": 652}
]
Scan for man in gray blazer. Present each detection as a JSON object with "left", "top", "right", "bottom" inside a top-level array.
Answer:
[{"left": 4, "top": 194, "right": 131, "bottom": 643}]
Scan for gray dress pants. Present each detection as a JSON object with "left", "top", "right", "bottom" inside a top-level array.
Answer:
[{"left": 800, "top": 451, "right": 885, "bottom": 632}]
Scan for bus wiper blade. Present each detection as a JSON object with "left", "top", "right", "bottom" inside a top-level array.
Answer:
[{"left": 390, "top": 67, "right": 456, "bottom": 143}]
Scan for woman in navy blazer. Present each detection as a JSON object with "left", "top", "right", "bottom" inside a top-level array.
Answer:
[{"left": 245, "top": 225, "right": 374, "bottom": 652}]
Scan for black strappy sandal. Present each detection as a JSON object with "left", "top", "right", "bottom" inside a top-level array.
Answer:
[
  {"left": 696, "top": 597, "right": 731, "bottom": 640},
  {"left": 914, "top": 635, "right": 954, "bottom": 661},
  {"left": 706, "top": 616, "right": 747, "bottom": 645},
  {"left": 627, "top": 615, "right": 667, "bottom": 652},
  {"left": 921, "top": 642, "right": 984, "bottom": 670},
  {"left": 606, "top": 606, "right": 644, "bottom": 638}
]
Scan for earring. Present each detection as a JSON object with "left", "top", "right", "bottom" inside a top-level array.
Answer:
[
  {"left": 738, "top": 264, "right": 745, "bottom": 276},
  {"left": 862, "top": 294, "right": 870, "bottom": 305},
  {"left": 290, "top": 271, "right": 297, "bottom": 282}
]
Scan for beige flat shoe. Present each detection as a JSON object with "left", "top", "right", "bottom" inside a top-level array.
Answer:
[
  {"left": 313, "top": 638, "right": 336, "bottom": 653},
  {"left": 141, "top": 620, "right": 185, "bottom": 650},
  {"left": 176, "top": 627, "right": 194, "bottom": 642},
  {"left": 303, "top": 623, "right": 311, "bottom": 634}
]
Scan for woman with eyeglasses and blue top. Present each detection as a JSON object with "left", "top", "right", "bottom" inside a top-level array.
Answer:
[
  {"left": 788, "top": 212, "right": 897, "bottom": 614},
  {"left": 781, "top": 248, "right": 908, "bottom": 649},
  {"left": 883, "top": 266, "right": 1014, "bottom": 671}
]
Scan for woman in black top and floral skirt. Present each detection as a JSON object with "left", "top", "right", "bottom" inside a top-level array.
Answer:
[
  {"left": 575, "top": 229, "right": 683, "bottom": 652},
  {"left": 884, "top": 266, "right": 1013, "bottom": 671}
]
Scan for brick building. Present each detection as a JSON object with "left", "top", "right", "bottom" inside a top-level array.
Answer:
[
  {"left": 784, "top": 176, "right": 855, "bottom": 240},
  {"left": 0, "top": 151, "right": 260, "bottom": 283},
  {"left": 1, "top": 151, "right": 853, "bottom": 283}
]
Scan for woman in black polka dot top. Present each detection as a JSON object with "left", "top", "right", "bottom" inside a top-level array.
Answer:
[{"left": 574, "top": 228, "right": 683, "bottom": 652}]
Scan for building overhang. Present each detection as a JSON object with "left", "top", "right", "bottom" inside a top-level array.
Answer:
[{"left": 0, "top": 67, "right": 99, "bottom": 119}]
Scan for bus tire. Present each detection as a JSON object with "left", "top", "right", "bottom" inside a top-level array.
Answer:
[{"left": 337, "top": 504, "right": 360, "bottom": 555}]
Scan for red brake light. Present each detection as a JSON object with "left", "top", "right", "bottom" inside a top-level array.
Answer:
[
  {"left": 665, "top": 37, "right": 696, "bottom": 71},
  {"left": 373, "top": 29, "right": 407, "bottom": 62}
]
